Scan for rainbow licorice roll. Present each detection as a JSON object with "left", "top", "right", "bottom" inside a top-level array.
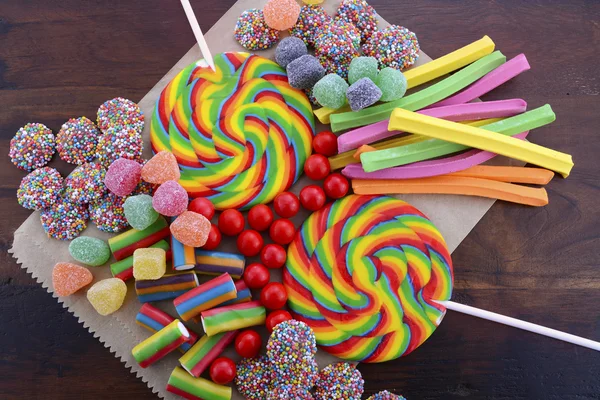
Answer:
[
  {"left": 135, "top": 271, "right": 199, "bottom": 303},
  {"left": 195, "top": 250, "right": 245, "bottom": 278},
  {"left": 132, "top": 320, "right": 190, "bottom": 368},
  {"left": 108, "top": 217, "right": 170, "bottom": 261},
  {"left": 284, "top": 195, "right": 454, "bottom": 363},
  {"left": 172, "top": 232, "right": 196, "bottom": 271},
  {"left": 179, "top": 330, "right": 237, "bottom": 377},
  {"left": 135, "top": 304, "right": 198, "bottom": 353},
  {"left": 111, "top": 240, "right": 171, "bottom": 281},
  {"left": 201, "top": 300, "right": 266, "bottom": 336},
  {"left": 174, "top": 273, "right": 237, "bottom": 321},
  {"left": 167, "top": 366, "right": 231, "bottom": 400},
  {"left": 221, "top": 280, "right": 252, "bottom": 306}
]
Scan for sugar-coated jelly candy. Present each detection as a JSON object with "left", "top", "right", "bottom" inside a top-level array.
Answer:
[
  {"left": 152, "top": 180, "right": 188, "bottom": 217},
  {"left": 69, "top": 236, "right": 111, "bottom": 267},
  {"left": 348, "top": 56, "right": 378, "bottom": 84},
  {"left": 141, "top": 150, "right": 181, "bottom": 185},
  {"left": 264, "top": 0, "right": 301, "bottom": 30},
  {"left": 52, "top": 262, "right": 93, "bottom": 297},
  {"left": 346, "top": 77, "right": 382, "bottom": 111},
  {"left": 313, "top": 74, "right": 349, "bottom": 109},
  {"left": 104, "top": 158, "right": 142, "bottom": 196},
  {"left": 123, "top": 194, "right": 159, "bottom": 231},
  {"left": 170, "top": 211, "right": 212, "bottom": 247},
  {"left": 375, "top": 67, "right": 407, "bottom": 102},
  {"left": 133, "top": 248, "right": 167, "bottom": 280},
  {"left": 87, "top": 278, "right": 127, "bottom": 315}
]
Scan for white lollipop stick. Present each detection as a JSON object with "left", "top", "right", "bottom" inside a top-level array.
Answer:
[
  {"left": 435, "top": 300, "right": 600, "bottom": 352},
  {"left": 180, "top": 0, "right": 215, "bottom": 71}
]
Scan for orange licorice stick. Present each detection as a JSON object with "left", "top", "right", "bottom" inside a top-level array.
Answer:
[{"left": 449, "top": 165, "right": 554, "bottom": 185}]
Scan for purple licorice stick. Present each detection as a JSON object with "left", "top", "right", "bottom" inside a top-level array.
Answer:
[
  {"left": 336, "top": 99, "right": 527, "bottom": 153},
  {"left": 427, "top": 54, "right": 531, "bottom": 109},
  {"left": 342, "top": 131, "right": 530, "bottom": 180}
]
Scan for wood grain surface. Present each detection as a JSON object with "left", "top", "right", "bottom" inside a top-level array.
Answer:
[{"left": 1, "top": 0, "right": 600, "bottom": 398}]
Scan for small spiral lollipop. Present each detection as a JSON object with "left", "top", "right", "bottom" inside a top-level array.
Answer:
[
  {"left": 150, "top": 52, "right": 315, "bottom": 210},
  {"left": 284, "top": 194, "right": 454, "bottom": 362}
]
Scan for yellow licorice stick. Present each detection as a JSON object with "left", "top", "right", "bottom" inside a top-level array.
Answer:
[{"left": 388, "top": 109, "right": 573, "bottom": 177}]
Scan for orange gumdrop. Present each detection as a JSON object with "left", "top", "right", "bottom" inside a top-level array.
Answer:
[
  {"left": 263, "top": 0, "right": 301, "bottom": 30},
  {"left": 170, "top": 211, "right": 211, "bottom": 247},
  {"left": 52, "top": 262, "right": 93, "bottom": 297},
  {"left": 141, "top": 150, "right": 181, "bottom": 185}
]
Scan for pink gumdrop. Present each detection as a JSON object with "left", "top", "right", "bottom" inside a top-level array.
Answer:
[
  {"left": 170, "top": 211, "right": 211, "bottom": 247},
  {"left": 104, "top": 158, "right": 142, "bottom": 196},
  {"left": 152, "top": 180, "right": 188, "bottom": 216}
]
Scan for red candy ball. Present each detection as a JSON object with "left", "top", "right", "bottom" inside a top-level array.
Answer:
[
  {"left": 237, "top": 229, "right": 264, "bottom": 257},
  {"left": 218, "top": 209, "right": 245, "bottom": 236},
  {"left": 209, "top": 357, "right": 236, "bottom": 385},
  {"left": 260, "top": 282, "right": 288, "bottom": 309},
  {"left": 266, "top": 310, "right": 293, "bottom": 332},
  {"left": 300, "top": 185, "right": 326, "bottom": 211},
  {"left": 202, "top": 224, "right": 222, "bottom": 250},
  {"left": 243, "top": 262, "right": 271, "bottom": 289},
  {"left": 247, "top": 204, "right": 274, "bottom": 232},
  {"left": 323, "top": 173, "right": 350, "bottom": 199},
  {"left": 269, "top": 219, "right": 296, "bottom": 245},
  {"left": 273, "top": 192, "right": 300, "bottom": 218},
  {"left": 260, "top": 244, "right": 287, "bottom": 269},
  {"left": 188, "top": 197, "right": 215, "bottom": 220},
  {"left": 234, "top": 329, "right": 262, "bottom": 358},
  {"left": 312, "top": 131, "right": 338, "bottom": 157},
  {"left": 304, "top": 154, "right": 331, "bottom": 180}
]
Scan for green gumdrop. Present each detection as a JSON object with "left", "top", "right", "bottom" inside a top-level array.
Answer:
[
  {"left": 69, "top": 236, "right": 111, "bottom": 267},
  {"left": 375, "top": 67, "right": 408, "bottom": 102},
  {"left": 123, "top": 194, "right": 160, "bottom": 231},
  {"left": 313, "top": 74, "right": 349, "bottom": 110},
  {"left": 348, "top": 56, "right": 379, "bottom": 85}
]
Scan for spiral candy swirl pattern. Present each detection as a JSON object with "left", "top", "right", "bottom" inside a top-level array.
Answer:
[
  {"left": 150, "top": 52, "right": 315, "bottom": 210},
  {"left": 283, "top": 195, "right": 453, "bottom": 362}
]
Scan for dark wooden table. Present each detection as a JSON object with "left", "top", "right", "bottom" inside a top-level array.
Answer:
[{"left": 1, "top": 0, "right": 599, "bottom": 398}]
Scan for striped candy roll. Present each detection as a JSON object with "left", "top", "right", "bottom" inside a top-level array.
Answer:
[
  {"left": 174, "top": 273, "right": 237, "bottom": 321},
  {"left": 132, "top": 320, "right": 190, "bottom": 368},
  {"left": 201, "top": 300, "right": 266, "bottom": 337},
  {"left": 167, "top": 366, "right": 231, "bottom": 400},
  {"left": 195, "top": 250, "right": 245, "bottom": 279},
  {"left": 284, "top": 195, "right": 454, "bottom": 363},
  {"left": 149, "top": 52, "right": 315, "bottom": 211},
  {"left": 222, "top": 280, "right": 252, "bottom": 306},
  {"left": 108, "top": 216, "right": 170, "bottom": 261},
  {"left": 179, "top": 330, "right": 238, "bottom": 377},
  {"left": 111, "top": 240, "right": 171, "bottom": 281},
  {"left": 135, "top": 272, "right": 199, "bottom": 303},
  {"left": 172, "top": 231, "right": 195, "bottom": 271},
  {"left": 135, "top": 304, "right": 198, "bottom": 353}
]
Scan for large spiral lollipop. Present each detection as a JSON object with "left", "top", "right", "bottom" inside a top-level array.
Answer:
[
  {"left": 150, "top": 52, "right": 315, "bottom": 210},
  {"left": 284, "top": 195, "right": 454, "bottom": 362}
]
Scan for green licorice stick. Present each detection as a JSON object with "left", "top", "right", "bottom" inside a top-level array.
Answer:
[
  {"left": 361, "top": 104, "right": 556, "bottom": 172},
  {"left": 330, "top": 51, "right": 507, "bottom": 132},
  {"left": 167, "top": 366, "right": 231, "bottom": 400}
]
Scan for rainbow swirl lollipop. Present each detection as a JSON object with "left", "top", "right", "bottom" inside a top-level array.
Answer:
[
  {"left": 150, "top": 52, "right": 315, "bottom": 210},
  {"left": 284, "top": 195, "right": 453, "bottom": 362}
]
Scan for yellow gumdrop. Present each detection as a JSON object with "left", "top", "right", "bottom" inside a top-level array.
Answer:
[
  {"left": 133, "top": 248, "right": 167, "bottom": 280},
  {"left": 87, "top": 278, "right": 127, "bottom": 316}
]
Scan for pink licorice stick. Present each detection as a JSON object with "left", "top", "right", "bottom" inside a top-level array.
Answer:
[
  {"left": 341, "top": 132, "right": 530, "bottom": 180},
  {"left": 428, "top": 54, "right": 531, "bottom": 109},
  {"left": 336, "top": 99, "right": 528, "bottom": 153}
]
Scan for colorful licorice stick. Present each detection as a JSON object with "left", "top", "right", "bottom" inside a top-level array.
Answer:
[
  {"left": 136, "top": 304, "right": 199, "bottom": 353},
  {"left": 110, "top": 240, "right": 171, "bottom": 281},
  {"left": 405, "top": 35, "right": 495, "bottom": 89},
  {"left": 167, "top": 366, "right": 232, "bottom": 400},
  {"left": 194, "top": 250, "right": 245, "bottom": 278},
  {"left": 135, "top": 272, "right": 199, "bottom": 303},
  {"left": 330, "top": 51, "right": 507, "bottom": 132},
  {"left": 387, "top": 107, "right": 573, "bottom": 177},
  {"left": 361, "top": 105, "right": 556, "bottom": 172},
  {"left": 179, "top": 331, "right": 237, "bottom": 377},
  {"left": 352, "top": 176, "right": 549, "bottom": 207},
  {"left": 221, "top": 280, "right": 252, "bottom": 306},
  {"left": 108, "top": 217, "right": 170, "bottom": 261},
  {"left": 430, "top": 54, "right": 530, "bottom": 108},
  {"left": 314, "top": 105, "right": 351, "bottom": 125},
  {"left": 342, "top": 131, "right": 530, "bottom": 180},
  {"left": 132, "top": 320, "right": 190, "bottom": 368},
  {"left": 172, "top": 233, "right": 196, "bottom": 271},
  {"left": 174, "top": 273, "right": 237, "bottom": 321},
  {"left": 337, "top": 99, "right": 527, "bottom": 153},
  {"left": 201, "top": 301, "right": 266, "bottom": 336}
]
